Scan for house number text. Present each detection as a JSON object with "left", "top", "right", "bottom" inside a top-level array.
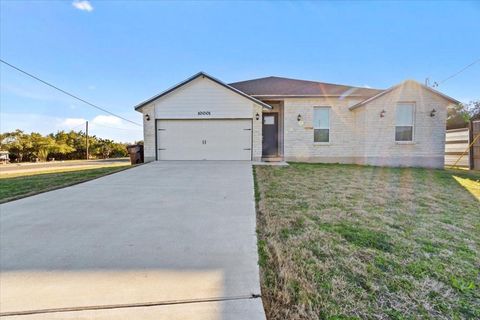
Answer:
[{"left": 198, "top": 111, "right": 211, "bottom": 115}]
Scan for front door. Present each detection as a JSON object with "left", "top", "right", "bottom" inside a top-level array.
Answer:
[{"left": 262, "top": 114, "right": 278, "bottom": 157}]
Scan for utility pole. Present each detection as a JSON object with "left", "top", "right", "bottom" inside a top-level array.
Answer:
[{"left": 86, "top": 121, "right": 89, "bottom": 160}]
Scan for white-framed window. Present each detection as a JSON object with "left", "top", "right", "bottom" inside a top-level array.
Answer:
[
  {"left": 395, "top": 103, "right": 415, "bottom": 142},
  {"left": 313, "top": 107, "right": 330, "bottom": 143}
]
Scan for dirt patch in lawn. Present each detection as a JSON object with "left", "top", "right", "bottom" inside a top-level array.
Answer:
[{"left": 254, "top": 163, "right": 480, "bottom": 319}]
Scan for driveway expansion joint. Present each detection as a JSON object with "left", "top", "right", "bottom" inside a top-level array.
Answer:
[{"left": 0, "top": 294, "right": 263, "bottom": 317}]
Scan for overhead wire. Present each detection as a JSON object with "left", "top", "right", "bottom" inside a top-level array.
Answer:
[
  {"left": 0, "top": 59, "right": 142, "bottom": 126},
  {"left": 66, "top": 121, "right": 87, "bottom": 131},
  {"left": 433, "top": 58, "right": 480, "bottom": 87}
]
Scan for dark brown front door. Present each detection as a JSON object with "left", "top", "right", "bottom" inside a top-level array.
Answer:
[{"left": 262, "top": 113, "right": 278, "bottom": 157}]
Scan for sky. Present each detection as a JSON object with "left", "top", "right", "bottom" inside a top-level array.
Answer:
[{"left": 1, "top": 0, "right": 479, "bottom": 143}]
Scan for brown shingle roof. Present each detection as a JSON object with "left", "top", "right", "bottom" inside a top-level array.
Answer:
[{"left": 229, "top": 76, "right": 383, "bottom": 98}]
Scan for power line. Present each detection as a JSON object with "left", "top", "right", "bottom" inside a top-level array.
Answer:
[
  {"left": 0, "top": 59, "right": 142, "bottom": 127},
  {"left": 433, "top": 58, "right": 480, "bottom": 87}
]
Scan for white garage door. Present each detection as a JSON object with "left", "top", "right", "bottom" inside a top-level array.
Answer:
[{"left": 157, "top": 119, "right": 252, "bottom": 160}]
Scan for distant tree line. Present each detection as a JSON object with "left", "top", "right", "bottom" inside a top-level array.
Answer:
[
  {"left": 0, "top": 129, "right": 132, "bottom": 162},
  {"left": 447, "top": 100, "right": 480, "bottom": 130}
]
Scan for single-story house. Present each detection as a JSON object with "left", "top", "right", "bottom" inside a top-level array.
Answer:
[{"left": 134, "top": 72, "right": 459, "bottom": 168}]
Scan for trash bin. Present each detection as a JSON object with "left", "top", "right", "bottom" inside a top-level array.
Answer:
[{"left": 126, "top": 144, "right": 144, "bottom": 164}]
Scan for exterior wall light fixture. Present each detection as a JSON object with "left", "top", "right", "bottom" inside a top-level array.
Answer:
[
  {"left": 380, "top": 110, "right": 386, "bottom": 118},
  {"left": 255, "top": 113, "right": 260, "bottom": 120},
  {"left": 145, "top": 114, "right": 151, "bottom": 121},
  {"left": 430, "top": 109, "right": 436, "bottom": 117}
]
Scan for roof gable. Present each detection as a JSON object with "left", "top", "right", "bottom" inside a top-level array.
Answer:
[
  {"left": 229, "top": 76, "right": 383, "bottom": 98},
  {"left": 349, "top": 80, "right": 460, "bottom": 110},
  {"left": 134, "top": 72, "right": 272, "bottom": 111}
]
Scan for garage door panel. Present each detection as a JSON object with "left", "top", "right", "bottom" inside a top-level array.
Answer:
[
  {"left": 158, "top": 121, "right": 204, "bottom": 148},
  {"left": 203, "top": 120, "right": 251, "bottom": 160},
  {"left": 157, "top": 120, "right": 252, "bottom": 160}
]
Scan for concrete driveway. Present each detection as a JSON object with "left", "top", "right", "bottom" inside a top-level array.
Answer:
[{"left": 0, "top": 161, "right": 265, "bottom": 319}]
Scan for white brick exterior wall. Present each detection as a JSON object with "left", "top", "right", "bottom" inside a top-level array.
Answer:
[
  {"left": 283, "top": 97, "right": 364, "bottom": 163},
  {"left": 142, "top": 104, "right": 156, "bottom": 162},
  {"left": 282, "top": 81, "right": 451, "bottom": 168},
  {"left": 252, "top": 104, "right": 263, "bottom": 161},
  {"left": 138, "top": 78, "right": 453, "bottom": 168},
  {"left": 357, "top": 81, "right": 449, "bottom": 168}
]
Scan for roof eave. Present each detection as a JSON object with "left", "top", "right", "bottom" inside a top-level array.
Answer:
[
  {"left": 349, "top": 88, "right": 394, "bottom": 110},
  {"left": 348, "top": 80, "right": 460, "bottom": 111},
  {"left": 134, "top": 72, "right": 205, "bottom": 111},
  {"left": 134, "top": 72, "right": 272, "bottom": 111},
  {"left": 421, "top": 83, "right": 461, "bottom": 105},
  {"left": 252, "top": 94, "right": 380, "bottom": 99}
]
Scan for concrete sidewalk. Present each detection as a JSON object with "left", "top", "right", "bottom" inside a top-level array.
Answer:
[{"left": 0, "top": 161, "right": 265, "bottom": 319}]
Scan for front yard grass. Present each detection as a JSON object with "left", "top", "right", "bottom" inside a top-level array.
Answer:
[
  {"left": 0, "top": 165, "right": 131, "bottom": 203},
  {"left": 254, "top": 163, "right": 480, "bottom": 319}
]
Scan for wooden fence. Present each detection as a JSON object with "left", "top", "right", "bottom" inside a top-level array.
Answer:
[
  {"left": 471, "top": 120, "right": 480, "bottom": 170},
  {"left": 445, "top": 120, "right": 480, "bottom": 170},
  {"left": 445, "top": 128, "right": 470, "bottom": 168}
]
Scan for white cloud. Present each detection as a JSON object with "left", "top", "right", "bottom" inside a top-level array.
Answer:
[
  {"left": 61, "top": 118, "right": 87, "bottom": 128},
  {"left": 92, "top": 115, "right": 122, "bottom": 126},
  {"left": 90, "top": 115, "right": 143, "bottom": 142},
  {"left": 72, "top": 1, "right": 94, "bottom": 12}
]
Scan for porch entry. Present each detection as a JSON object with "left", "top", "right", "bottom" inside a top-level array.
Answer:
[{"left": 262, "top": 113, "right": 279, "bottom": 157}]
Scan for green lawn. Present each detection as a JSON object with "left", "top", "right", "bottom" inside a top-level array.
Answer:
[
  {"left": 254, "top": 163, "right": 480, "bottom": 319},
  {"left": 0, "top": 165, "right": 131, "bottom": 203}
]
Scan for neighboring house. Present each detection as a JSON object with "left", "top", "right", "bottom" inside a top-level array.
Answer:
[
  {"left": 0, "top": 150, "right": 9, "bottom": 164},
  {"left": 134, "top": 72, "right": 459, "bottom": 168}
]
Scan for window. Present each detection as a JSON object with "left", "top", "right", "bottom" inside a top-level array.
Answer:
[
  {"left": 263, "top": 115, "right": 275, "bottom": 125},
  {"left": 395, "top": 103, "right": 414, "bottom": 141},
  {"left": 314, "top": 107, "right": 330, "bottom": 142}
]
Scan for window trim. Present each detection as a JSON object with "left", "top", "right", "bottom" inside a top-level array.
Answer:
[
  {"left": 395, "top": 102, "right": 415, "bottom": 142},
  {"left": 313, "top": 106, "right": 331, "bottom": 143}
]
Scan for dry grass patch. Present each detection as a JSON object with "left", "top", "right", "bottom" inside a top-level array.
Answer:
[{"left": 254, "top": 163, "right": 480, "bottom": 320}]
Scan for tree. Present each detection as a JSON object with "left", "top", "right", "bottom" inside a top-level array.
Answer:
[
  {"left": 48, "top": 131, "right": 77, "bottom": 160},
  {"left": 48, "top": 130, "right": 91, "bottom": 160},
  {"left": 30, "top": 133, "right": 57, "bottom": 161},
  {"left": 447, "top": 104, "right": 470, "bottom": 129},
  {"left": 0, "top": 130, "right": 32, "bottom": 162},
  {"left": 465, "top": 100, "right": 480, "bottom": 120},
  {"left": 1, "top": 129, "right": 129, "bottom": 162},
  {"left": 94, "top": 138, "right": 114, "bottom": 159},
  {"left": 90, "top": 138, "right": 128, "bottom": 159},
  {"left": 447, "top": 100, "right": 480, "bottom": 129},
  {"left": 110, "top": 141, "right": 128, "bottom": 158}
]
